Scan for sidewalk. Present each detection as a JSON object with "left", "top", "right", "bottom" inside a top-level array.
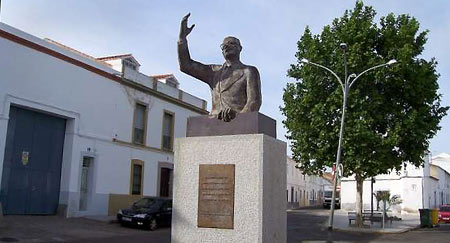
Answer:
[
  {"left": 83, "top": 215, "right": 118, "bottom": 224},
  {"left": 331, "top": 210, "right": 420, "bottom": 233}
]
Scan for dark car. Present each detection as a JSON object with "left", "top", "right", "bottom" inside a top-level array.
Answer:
[
  {"left": 117, "top": 197, "right": 172, "bottom": 230},
  {"left": 438, "top": 205, "right": 450, "bottom": 223}
]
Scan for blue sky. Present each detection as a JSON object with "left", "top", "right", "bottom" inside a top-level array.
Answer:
[{"left": 2, "top": 0, "right": 449, "bottom": 156}]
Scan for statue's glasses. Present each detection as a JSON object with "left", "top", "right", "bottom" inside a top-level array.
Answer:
[{"left": 220, "top": 42, "right": 240, "bottom": 51}]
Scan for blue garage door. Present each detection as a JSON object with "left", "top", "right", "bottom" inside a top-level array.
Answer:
[{"left": 1, "top": 106, "right": 66, "bottom": 215}]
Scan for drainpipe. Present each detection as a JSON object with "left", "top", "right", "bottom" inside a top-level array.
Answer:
[{"left": 422, "top": 178, "right": 424, "bottom": 209}]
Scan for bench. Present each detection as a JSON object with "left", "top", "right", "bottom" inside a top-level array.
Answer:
[{"left": 348, "top": 211, "right": 392, "bottom": 225}]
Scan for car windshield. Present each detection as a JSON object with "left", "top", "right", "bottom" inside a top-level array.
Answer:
[
  {"left": 133, "top": 198, "right": 161, "bottom": 209},
  {"left": 324, "top": 191, "right": 340, "bottom": 198},
  {"left": 440, "top": 206, "right": 450, "bottom": 212}
]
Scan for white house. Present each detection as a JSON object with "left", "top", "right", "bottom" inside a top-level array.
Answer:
[
  {"left": 286, "top": 157, "right": 331, "bottom": 208},
  {"left": 430, "top": 153, "right": 450, "bottom": 175},
  {"left": 340, "top": 154, "right": 450, "bottom": 214},
  {"left": 0, "top": 23, "right": 207, "bottom": 217}
]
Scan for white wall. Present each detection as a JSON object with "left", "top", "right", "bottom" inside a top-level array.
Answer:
[
  {"left": 123, "top": 66, "right": 152, "bottom": 87},
  {"left": 431, "top": 153, "right": 450, "bottom": 174},
  {"left": 341, "top": 157, "right": 450, "bottom": 213},
  {"left": 0, "top": 23, "right": 206, "bottom": 217},
  {"left": 157, "top": 82, "right": 179, "bottom": 99}
]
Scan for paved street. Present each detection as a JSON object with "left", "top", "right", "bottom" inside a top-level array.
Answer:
[
  {"left": 287, "top": 209, "right": 450, "bottom": 243},
  {"left": 0, "top": 209, "right": 449, "bottom": 242}
]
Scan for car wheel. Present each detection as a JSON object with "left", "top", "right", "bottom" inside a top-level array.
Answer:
[{"left": 149, "top": 218, "right": 158, "bottom": 231}]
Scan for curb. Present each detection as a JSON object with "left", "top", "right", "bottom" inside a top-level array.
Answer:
[
  {"left": 287, "top": 206, "right": 324, "bottom": 212},
  {"left": 82, "top": 217, "right": 118, "bottom": 224},
  {"left": 332, "top": 224, "right": 421, "bottom": 234}
]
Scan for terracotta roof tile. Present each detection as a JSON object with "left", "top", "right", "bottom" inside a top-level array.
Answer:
[
  {"left": 44, "top": 38, "right": 112, "bottom": 67},
  {"left": 97, "top": 54, "right": 140, "bottom": 66},
  {"left": 97, "top": 54, "right": 133, "bottom": 61},
  {"left": 151, "top": 74, "right": 174, "bottom": 79}
]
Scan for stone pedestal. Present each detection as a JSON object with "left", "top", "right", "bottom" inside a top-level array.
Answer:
[
  {"left": 186, "top": 111, "right": 277, "bottom": 138},
  {"left": 171, "top": 134, "right": 286, "bottom": 243}
]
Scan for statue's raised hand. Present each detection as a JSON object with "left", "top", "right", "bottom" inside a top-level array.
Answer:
[{"left": 179, "top": 13, "right": 195, "bottom": 39}]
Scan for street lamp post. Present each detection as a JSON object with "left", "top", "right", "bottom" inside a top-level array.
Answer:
[{"left": 301, "top": 44, "right": 397, "bottom": 230}]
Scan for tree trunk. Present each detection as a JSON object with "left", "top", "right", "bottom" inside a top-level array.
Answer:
[{"left": 355, "top": 174, "right": 364, "bottom": 227}]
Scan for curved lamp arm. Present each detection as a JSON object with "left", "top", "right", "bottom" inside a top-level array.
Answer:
[
  {"left": 301, "top": 58, "right": 344, "bottom": 93},
  {"left": 349, "top": 59, "right": 397, "bottom": 88}
]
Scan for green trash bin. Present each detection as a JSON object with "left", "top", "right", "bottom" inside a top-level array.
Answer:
[{"left": 419, "top": 209, "right": 431, "bottom": 228}]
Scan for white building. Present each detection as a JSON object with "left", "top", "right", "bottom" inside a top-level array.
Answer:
[
  {"left": 340, "top": 154, "right": 450, "bottom": 213},
  {"left": 286, "top": 157, "right": 331, "bottom": 208},
  {"left": 0, "top": 23, "right": 207, "bottom": 217},
  {"left": 431, "top": 153, "right": 450, "bottom": 176}
]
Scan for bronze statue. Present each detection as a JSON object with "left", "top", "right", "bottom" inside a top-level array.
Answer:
[{"left": 178, "top": 13, "right": 262, "bottom": 122}]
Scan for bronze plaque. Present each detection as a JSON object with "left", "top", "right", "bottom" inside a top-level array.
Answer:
[{"left": 198, "top": 164, "right": 235, "bottom": 229}]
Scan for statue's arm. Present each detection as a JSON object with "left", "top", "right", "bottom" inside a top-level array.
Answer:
[
  {"left": 241, "top": 67, "right": 262, "bottom": 113},
  {"left": 178, "top": 13, "right": 213, "bottom": 85},
  {"left": 178, "top": 39, "right": 213, "bottom": 84}
]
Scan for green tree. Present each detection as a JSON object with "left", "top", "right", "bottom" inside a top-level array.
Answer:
[{"left": 282, "top": 1, "right": 448, "bottom": 227}]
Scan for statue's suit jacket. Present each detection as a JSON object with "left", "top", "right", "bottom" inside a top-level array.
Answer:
[
  {"left": 208, "top": 64, "right": 251, "bottom": 116},
  {"left": 178, "top": 39, "right": 261, "bottom": 116}
]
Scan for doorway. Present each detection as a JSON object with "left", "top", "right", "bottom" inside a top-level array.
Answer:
[
  {"left": 79, "top": 157, "right": 94, "bottom": 211},
  {"left": 159, "top": 167, "right": 173, "bottom": 198},
  {"left": 1, "top": 106, "right": 66, "bottom": 215}
]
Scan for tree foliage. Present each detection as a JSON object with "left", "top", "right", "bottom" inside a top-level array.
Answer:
[{"left": 282, "top": 1, "right": 448, "bottom": 179}]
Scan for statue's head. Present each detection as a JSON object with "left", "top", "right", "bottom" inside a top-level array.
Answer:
[{"left": 221, "top": 36, "right": 242, "bottom": 59}]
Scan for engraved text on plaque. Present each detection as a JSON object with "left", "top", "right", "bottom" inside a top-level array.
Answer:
[{"left": 197, "top": 164, "right": 235, "bottom": 229}]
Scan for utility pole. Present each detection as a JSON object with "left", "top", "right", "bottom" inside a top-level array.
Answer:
[
  {"left": 301, "top": 48, "right": 397, "bottom": 230},
  {"left": 371, "top": 177, "right": 374, "bottom": 216}
]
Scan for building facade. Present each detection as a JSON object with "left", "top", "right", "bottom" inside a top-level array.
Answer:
[
  {"left": 0, "top": 23, "right": 207, "bottom": 217},
  {"left": 286, "top": 157, "right": 331, "bottom": 209},
  {"left": 340, "top": 154, "right": 450, "bottom": 213}
]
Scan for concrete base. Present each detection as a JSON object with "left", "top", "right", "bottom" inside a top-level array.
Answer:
[{"left": 172, "top": 134, "right": 286, "bottom": 243}]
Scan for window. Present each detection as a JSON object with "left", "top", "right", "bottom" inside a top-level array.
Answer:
[
  {"left": 123, "top": 59, "right": 137, "bottom": 70},
  {"left": 133, "top": 103, "right": 147, "bottom": 145},
  {"left": 165, "top": 77, "right": 178, "bottom": 88},
  {"left": 162, "top": 111, "right": 174, "bottom": 150},
  {"left": 130, "top": 160, "right": 144, "bottom": 195},
  {"left": 291, "top": 187, "right": 294, "bottom": 202}
]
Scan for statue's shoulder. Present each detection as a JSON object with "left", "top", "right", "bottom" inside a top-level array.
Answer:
[{"left": 242, "top": 65, "right": 260, "bottom": 75}]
